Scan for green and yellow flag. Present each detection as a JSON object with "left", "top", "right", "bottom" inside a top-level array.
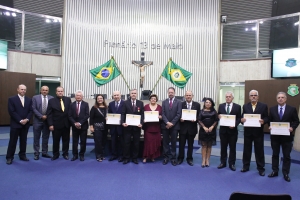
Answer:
[
  {"left": 161, "top": 59, "right": 192, "bottom": 88},
  {"left": 90, "top": 58, "right": 121, "bottom": 86}
]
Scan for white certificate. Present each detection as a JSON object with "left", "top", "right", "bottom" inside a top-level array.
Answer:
[
  {"left": 243, "top": 114, "right": 261, "bottom": 127},
  {"left": 126, "top": 114, "right": 141, "bottom": 126},
  {"left": 219, "top": 114, "right": 236, "bottom": 127},
  {"left": 106, "top": 114, "right": 121, "bottom": 125},
  {"left": 270, "top": 122, "right": 290, "bottom": 135},
  {"left": 181, "top": 109, "right": 197, "bottom": 121},
  {"left": 144, "top": 111, "right": 159, "bottom": 122}
]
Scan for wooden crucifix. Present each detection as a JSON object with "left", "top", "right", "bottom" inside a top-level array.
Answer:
[{"left": 132, "top": 52, "right": 153, "bottom": 88}]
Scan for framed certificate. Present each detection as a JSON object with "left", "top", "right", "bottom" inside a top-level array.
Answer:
[
  {"left": 219, "top": 114, "right": 236, "bottom": 127},
  {"left": 270, "top": 122, "right": 290, "bottom": 135},
  {"left": 181, "top": 109, "right": 197, "bottom": 121},
  {"left": 144, "top": 111, "right": 159, "bottom": 122},
  {"left": 126, "top": 114, "right": 141, "bottom": 126},
  {"left": 243, "top": 114, "right": 261, "bottom": 127},
  {"left": 106, "top": 114, "right": 121, "bottom": 125}
]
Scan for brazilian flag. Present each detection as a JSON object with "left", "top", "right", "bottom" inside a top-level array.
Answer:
[
  {"left": 161, "top": 59, "right": 192, "bottom": 88},
  {"left": 90, "top": 58, "right": 121, "bottom": 86}
]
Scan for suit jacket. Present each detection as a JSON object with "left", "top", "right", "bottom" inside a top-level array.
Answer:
[
  {"left": 68, "top": 100, "right": 90, "bottom": 130},
  {"left": 269, "top": 104, "right": 300, "bottom": 142},
  {"left": 8, "top": 95, "right": 33, "bottom": 128},
  {"left": 32, "top": 94, "right": 54, "bottom": 124},
  {"left": 242, "top": 102, "right": 268, "bottom": 137},
  {"left": 161, "top": 98, "right": 182, "bottom": 130},
  {"left": 121, "top": 99, "right": 144, "bottom": 131},
  {"left": 47, "top": 96, "right": 72, "bottom": 129},
  {"left": 108, "top": 100, "right": 124, "bottom": 134},
  {"left": 179, "top": 101, "right": 200, "bottom": 135},
  {"left": 218, "top": 102, "right": 241, "bottom": 134}
]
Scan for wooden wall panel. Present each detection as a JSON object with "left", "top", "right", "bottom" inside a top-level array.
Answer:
[{"left": 0, "top": 71, "right": 36, "bottom": 125}]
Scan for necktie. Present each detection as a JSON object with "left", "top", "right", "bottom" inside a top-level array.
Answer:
[
  {"left": 187, "top": 103, "right": 191, "bottom": 109},
  {"left": 132, "top": 101, "right": 135, "bottom": 112},
  {"left": 226, "top": 104, "right": 230, "bottom": 114},
  {"left": 21, "top": 97, "right": 24, "bottom": 107},
  {"left": 42, "top": 96, "right": 47, "bottom": 115},
  {"left": 60, "top": 99, "right": 65, "bottom": 112},
  {"left": 169, "top": 99, "right": 173, "bottom": 108},
  {"left": 279, "top": 107, "right": 283, "bottom": 120},
  {"left": 252, "top": 104, "right": 256, "bottom": 112},
  {"left": 76, "top": 102, "right": 80, "bottom": 116},
  {"left": 115, "top": 101, "right": 118, "bottom": 109}
]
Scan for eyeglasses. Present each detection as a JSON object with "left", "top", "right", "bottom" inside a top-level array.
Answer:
[{"left": 250, "top": 95, "right": 258, "bottom": 97}]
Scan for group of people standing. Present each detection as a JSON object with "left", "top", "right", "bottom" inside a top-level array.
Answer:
[{"left": 6, "top": 85, "right": 299, "bottom": 182}]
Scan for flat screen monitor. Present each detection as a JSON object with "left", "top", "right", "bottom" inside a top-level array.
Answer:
[
  {"left": 0, "top": 40, "right": 8, "bottom": 70},
  {"left": 272, "top": 47, "right": 300, "bottom": 78}
]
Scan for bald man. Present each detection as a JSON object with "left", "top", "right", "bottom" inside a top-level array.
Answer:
[{"left": 32, "top": 86, "right": 54, "bottom": 160}]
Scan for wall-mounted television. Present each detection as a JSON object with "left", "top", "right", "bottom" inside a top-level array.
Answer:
[
  {"left": 272, "top": 47, "right": 300, "bottom": 78},
  {"left": 0, "top": 40, "right": 8, "bottom": 70}
]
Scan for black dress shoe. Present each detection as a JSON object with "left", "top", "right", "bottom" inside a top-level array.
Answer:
[
  {"left": 34, "top": 155, "right": 39, "bottom": 160},
  {"left": 284, "top": 174, "right": 291, "bottom": 182},
  {"left": 123, "top": 160, "right": 129, "bottom": 165},
  {"left": 162, "top": 159, "right": 169, "bottom": 165},
  {"left": 80, "top": 156, "right": 84, "bottom": 161},
  {"left": 51, "top": 156, "right": 59, "bottom": 161},
  {"left": 259, "top": 171, "right": 265, "bottom": 176},
  {"left": 241, "top": 168, "right": 249, "bottom": 172},
  {"left": 171, "top": 160, "right": 177, "bottom": 166},
  {"left": 205, "top": 165, "right": 209, "bottom": 167},
  {"left": 268, "top": 171, "right": 278, "bottom": 177},
  {"left": 177, "top": 159, "right": 183, "bottom": 165},
  {"left": 20, "top": 157, "right": 29, "bottom": 161},
  {"left": 63, "top": 155, "right": 69, "bottom": 160},
  {"left": 217, "top": 163, "right": 226, "bottom": 169},
  {"left": 132, "top": 159, "right": 138, "bottom": 164},
  {"left": 71, "top": 156, "right": 78, "bottom": 161},
  {"left": 6, "top": 159, "right": 12, "bottom": 165},
  {"left": 118, "top": 158, "right": 123, "bottom": 162},
  {"left": 42, "top": 154, "right": 52, "bottom": 158},
  {"left": 229, "top": 165, "right": 236, "bottom": 171},
  {"left": 187, "top": 160, "right": 194, "bottom": 166},
  {"left": 109, "top": 156, "right": 117, "bottom": 161},
  {"left": 201, "top": 165, "right": 205, "bottom": 168}
]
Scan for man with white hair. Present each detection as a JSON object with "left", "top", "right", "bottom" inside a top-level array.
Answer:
[
  {"left": 217, "top": 91, "right": 241, "bottom": 171},
  {"left": 240, "top": 90, "right": 268, "bottom": 176},
  {"left": 68, "top": 90, "right": 90, "bottom": 161}
]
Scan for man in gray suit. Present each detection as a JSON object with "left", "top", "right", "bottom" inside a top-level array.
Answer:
[
  {"left": 32, "top": 86, "right": 53, "bottom": 160},
  {"left": 161, "top": 87, "right": 182, "bottom": 166}
]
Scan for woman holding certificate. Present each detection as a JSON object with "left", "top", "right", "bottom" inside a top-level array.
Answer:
[
  {"left": 142, "top": 94, "right": 162, "bottom": 163},
  {"left": 89, "top": 94, "right": 107, "bottom": 162},
  {"left": 198, "top": 98, "right": 219, "bottom": 167}
]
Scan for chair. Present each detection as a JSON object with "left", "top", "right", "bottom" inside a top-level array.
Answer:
[
  {"left": 174, "top": 96, "right": 184, "bottom": 101},
  {"left": 229, "top": 192, "right": 292, "bottom": 200},
  {"left": 140, "top": 90, "right": 152, "bottom": 100},
  {"left": 93, "top": 94, "right": 107, "bottom": 99}
]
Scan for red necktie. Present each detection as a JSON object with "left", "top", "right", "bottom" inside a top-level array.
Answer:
[{"left": 169, "top": 99, "right": 173, "bottom": 108}]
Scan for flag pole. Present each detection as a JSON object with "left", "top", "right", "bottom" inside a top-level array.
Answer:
[
  {"left": 111, "top": 56, "right": 131, "bottom": 90},
  {"left": 151, "top": 57, "right": 172, "bottom": 92}
]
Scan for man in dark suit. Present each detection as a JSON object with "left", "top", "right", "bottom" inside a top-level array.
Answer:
[
  {"left": 121, "top": 89, "right": 144, "bottom": 164},
  {"left": 6, "top": 84, "right": 33, "bottom": 165},
  {"left": 217, "top": 91, "right": 241, "bottom": 171},
  {"left": 47, "top": 86, "right": 72, "bottom": 160},
  {"left": 161, "top": 87, "right": 182, "bottom": 166},
  {"left": 108, "top": 91, "right": 124, "bottom": 162},
  {"left": 178, "top": 90, "right": 200, "bottom": 166},
  {"left": 268, "top": 92, "right": 299, "bottom": 182},
  {"left": 32, "top": 86, "right": 53, "bottom": 160},
  {"left": 241, "top": 90, "right": 268, "bottom": 176},
  {"left": 68, "top": 90, "right": 89, "bottom": 161}
]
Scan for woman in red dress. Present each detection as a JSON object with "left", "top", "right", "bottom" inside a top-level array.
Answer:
[{"left": 142, "top": 94, "right": 162, "bottom": 163}]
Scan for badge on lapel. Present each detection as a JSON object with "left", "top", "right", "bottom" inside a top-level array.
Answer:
[{"left": 137, "top": 107, "right": 140, "bottom": 112}]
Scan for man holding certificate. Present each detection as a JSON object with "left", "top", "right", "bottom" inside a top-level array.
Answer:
[
  {"left": 240, "top": 90, "right": 268, "bottom": 176},
  {"left": 161, "top": 87, "right": 182, "bottom": 166},
  {"left": 107, "top": 91, "right": 124, "bottom": 162},
  {"left": 178, "top": 91, "right": 200, "bottom": 166},
  {"left": 217, "top": 91, "right": 241, "bottom": 171},
  {"left": 268, "top": 92, "right": 299, "bottom": 182},
  {"left": 121, "top": 89, "right": 144, "bottom": 164}
]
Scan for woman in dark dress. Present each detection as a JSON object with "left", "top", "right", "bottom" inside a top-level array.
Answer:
[
  {"left": 198, "top": 98, "right": 219, "bottom": 167},
  {"left": 89, "top": 94, "right": 107, "bottom": 162},
  {"left": 142, "top": 94, "right": 162, "bottom": 163}
]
